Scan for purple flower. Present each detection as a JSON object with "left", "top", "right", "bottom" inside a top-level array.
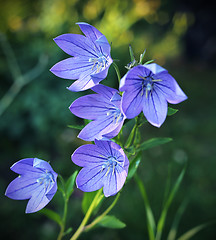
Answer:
[
  {"left": 50, "top": 22, "right": 113, "bottom": 92},
  {"left": 72, "top": 140, "right": 129, "bottom": 197},
  {"left": 120, "top": 63, "right": 187, "bottom": 127},
  {"left": 69, "top": 84, "right": 126, "bottom": 141},
  {"left": 5, "top": 158, "right": 58, "bottom": 213}
]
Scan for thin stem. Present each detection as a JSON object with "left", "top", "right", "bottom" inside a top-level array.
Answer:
[
  {"left": 0, "top": 34, "right": 48, "bottom": 116},
  {"left": 70, "top": 189, "right": 103, "bottom": 240},
  {"left": 124, "top": 124, "right": 137, "bottom": 148},
  {"left": 0, "top": 81, "right": 23, "bottom": 116},
  {"left": 112, "top": 62, "right": 121, "bottom": 83},
  {"left": 57, "top": 198, "right": 68, "bottom": 240},
  {"left": 125, "top": 114, "right": 143, "bottom": 149},
  {"left": 84, "top": 193, "right": 120, "bottom": 232},
  {"left": 0, "top": 53, "right": 48, "bottom": 116},
  {"left": 0, "top": 33, "right": 23, "bottom": 82}
]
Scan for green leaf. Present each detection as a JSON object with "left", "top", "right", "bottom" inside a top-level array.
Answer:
[
  {"left": 139, "top": 49, "right": 146, "bottom": 64},
  {"left": 82, "top": 190, "right": 104, "bottom": 215},
  {"left": 98, "top": 215, "right": 126, "bottom": 229},
  {"left": 57, "top": 185, "right": 65, "bottom": 195},
  {"left": 124, "top": 145, "right": 136, "bottom": 155},
  {"left": 63, "top": 227, "right": 73, "bottom": 236},
  {"left": 127, "top": 154, "right": 141, "bottom": 180},
  {"left": 136, "top": 137, "right": 172, "bottom": 152},
  {"left": 167, "top": 107, "right": 178, "bottom": 116},
  {"left": 82, "top": 191, "right": 97, "bottom": 214},
  {"left": 167, "top": 199, "right": 188, "bottom": 240},
  {"left": 156, "top": 165, "right": 186, "bottom": 240},
  {"left": 124, "top": 124, "right": 136, "bottom": 148},
  {"left": 135, "top": 174, "right": 156, "bottom": 240},
  {"left": 177, "top": 221, "right": 215, "bottom": 240},
  {"left": 67, "top": 124, "right": 84, "bottom": 130},
  {"left": 144, "top": 59, "right": 154, "bottom": 65},
  {"left": 39, "top": 208, "right": 62, "bottom": 227},
  {"left": 134, "top": 128, "right": 141, "bottom": 146},
  {"left": 65, "top": 171, "right": 78, "bottom": 200},
  {"left": 57, "top": 175, "right": 66, "bottom": 196},
  {"left": 129, "top": 44, "right": 135, "bottom": 62}
]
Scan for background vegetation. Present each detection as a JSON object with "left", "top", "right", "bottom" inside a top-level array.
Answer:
[{"left": 1, "top": 0, "right": 215, "bottom": 239}]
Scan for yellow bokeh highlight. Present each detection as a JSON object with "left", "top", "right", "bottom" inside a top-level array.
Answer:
[
  {"left": 173, "top": 12, "right": 195, "bottom": 36},
  {"left": 0, "top": 0, "right": 191, "bottom": 62},
  {"left": 8, "top": 16, "right": 22, "bottom": 32}
]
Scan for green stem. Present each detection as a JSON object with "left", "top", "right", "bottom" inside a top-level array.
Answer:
[
  {"left": 124, "top": 124, "right": 137, "bottom": 148},
  {"left": 112, "top": 62, "right": 121, "bottom": 83},
  {"left": 84, "top": 193, "right": 120, "bottom": 232},
  {"left": 124, "top": 114, "right": 142, "bottom": 149},
  {"left": 70, "top": 189, "right": 103, "bottom": 240},
  {"left": 57, "top": 198, "right": 68, "bottom": 240}
]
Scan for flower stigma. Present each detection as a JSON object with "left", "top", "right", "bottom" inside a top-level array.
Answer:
[
  {"left": 100, "top": 156, "right": 122, "bottom": 176},
  {"left": 37, "top": 170, "right": 55, "bottom": 191},
  {"left": 106, "top": 107, "right": 124, "bottom": 124},
  {"left": 139, "top": 75, "right": 162, "bottom": 98},
  {"left": 89, "top": 53, "right": 109, "bottom": 73}
]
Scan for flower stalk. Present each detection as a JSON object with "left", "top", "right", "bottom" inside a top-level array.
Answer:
[
  {"left": 70, "top": 189, "right": 103, "bottom": 240},
  {"left": 112, "top": 61, "right": 121, "bottom": 83},
  {"left": 84, "top": 193, "right": 120, "bottom": 232},
  {"left": 57, "top": 197, "right": 68, "bottom": 240}
]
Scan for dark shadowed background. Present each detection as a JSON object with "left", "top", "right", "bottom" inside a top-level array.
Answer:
[{"left": 0, "top": 0, "right": 216, "bottom": 239}]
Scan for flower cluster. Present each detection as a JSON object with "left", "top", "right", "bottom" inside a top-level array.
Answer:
[
  {"left": 5, "top": 22, "right": 187, "bottom": 213},
  {"left": 50, "top": 22, "right": 187, "bottom": 196}
]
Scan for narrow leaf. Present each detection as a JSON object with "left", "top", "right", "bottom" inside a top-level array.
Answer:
[
  {"left": 144, "top": 59, "right": 155, "bottom": 65},
  {"left": 57, "top": 175, "right": 66, "bottom": 196},
  {"left": 98, "top": 215, "right": 126, "bottom": 229},
  {"left": 134, "top": 128, "right": 141, "bottom": 146},
  {"left": 177, "top": 221, "right": 214, "bottom": 240},
  {"left": 124, "top": 146, "right": 136, "bottom": 155},
  {"left": 65, "top": 171, "right": 78, "bottom": 200},
  {"left": 82, "top": 191, "right": 97, "bottom": 214},
  {"left": 124, "top": 124, "right": 136, "bottom": 148},
  {"left": 156, "top": 166, "right": 186, "bottom": 240},
  {"left": 127, "top": 154, "right": 141, "bottom": 180},
  {"left": 39, "top": 208, "right": 62, "bottom": 226},
  {"left": 135, "top": 174, "right": 156, "bottom": 240},
  {"left": 129, "top": 44, "right": 135, "bottom": 62},
  {"left": 68, "top": 125, "right": 84, "bottom": 130},
  {"left": 136, "top": 137, "right": 172, "bottom": 152},
  {"left": 63, "top": 227, "right": 73, "bottom": 236},
  {"left": 167, "top": 107, "right": 178, "bottom": 116},
  {"left": 82, "top": 191, "right": 104, "bottom": 215},
  {"left": 139, "top": 49, "right": 146, "bottom": 64},
  {"left": 167, "top": 199, "right": 188, "bottom": 240}
]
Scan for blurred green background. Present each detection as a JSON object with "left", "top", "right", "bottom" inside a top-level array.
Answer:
[{"left": 0, "top": 0, "right": 216, "bottom": 239}]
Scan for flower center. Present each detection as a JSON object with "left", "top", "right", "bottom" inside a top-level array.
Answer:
[
  {"left": 89, "top": 54, "right": 109, "bottom": 73},
  {"left": 106, "top": 107, "right": 124, "bottom": 124},
  {"left": 101, "top": 156, "right": 121, "bottom": 176},
  {"left": 37, "top": 171, "right": 54, "bottom": 191},
  {"left": 138, "top": 75, "right": 162, "bottom": 98}
]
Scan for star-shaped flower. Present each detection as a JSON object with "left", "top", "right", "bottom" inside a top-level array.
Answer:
[
  {"left": 69, "top": 84, "right": 126, "bottom": 141},
  {"left": 50, "top": 22, "right": 113, "bottom": 92},
  {"left": 72, "top": 140, "right": 129, "bottom": 197},
  {"left": 120, "top": 63, "right": 187, "bottom": 127},
  {"left": 5, "top": 158, "right": 58, "bottom": 213}
]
